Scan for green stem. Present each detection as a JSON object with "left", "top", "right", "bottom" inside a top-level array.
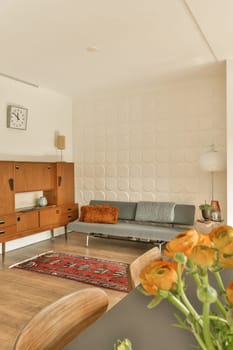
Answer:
[
  {"left": 167, "top": 292, "right": 189, "bottom": 317},
  {"left": 202, "top": 273, "right": 216, "bottom": 350},
  {"left": 214, "top": 271, "right": 225, "bottom": 295},
  {"left": 167, "top": 293, "right": 208, "bottom": 350},
  {"left": 177, "top": 261, "right": 202, "bottom": 327},
  {"left": 188, "top": 259, "right": 202, "bottom": 288},
  {"left": 215, "top": 298, "right": 227, "bottom": 318}
]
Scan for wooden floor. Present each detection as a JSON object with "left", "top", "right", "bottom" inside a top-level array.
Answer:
[{"left": 0, "top": 231, "right": 153, "bottom": 349}]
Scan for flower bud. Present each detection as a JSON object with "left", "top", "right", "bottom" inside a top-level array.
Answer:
[
  {"left": 174, "top": 252, "right": 187, "bottom": 264},
  {"left": 197, "top": 285, "right": 217, "bottom": 303},
  {"left": 114, "top": 338, "right": 133, "bottom": 350}
]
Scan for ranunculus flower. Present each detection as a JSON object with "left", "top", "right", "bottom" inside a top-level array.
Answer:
[
  {"left": 226, "top": 281, "right": 233, "bottom": 305},
  {"left": 164, "top": 229, "right": 199, "bottom": 258},
  {"left": 139, "top": 260, "right": 178, "bottom": 295},
  {"left": 197, "top": 232, "right": 212, "bottom": 247},
  {"left": 219, "top": 241, "right": 233, "bottom": 269},
  {"left": 189, "top": 245, "right": 217, "bottom": 267},
  {"left": 209, "top": 225, "right": 233, "bottom": 249}
]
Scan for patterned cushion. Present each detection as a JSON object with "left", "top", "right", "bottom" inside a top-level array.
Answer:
[{"left": 79, "top": 205, "right": 119, "bottom": 224}]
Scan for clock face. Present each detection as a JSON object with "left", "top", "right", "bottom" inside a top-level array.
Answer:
[{"left": 7, "top": 105, "right": 28, "bottom": 130}]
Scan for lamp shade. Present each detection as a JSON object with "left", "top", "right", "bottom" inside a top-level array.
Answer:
[
  {"left": 56, "top": 135, "right": 66, "bottom": 150},
  {"left": 199, "top": 150, "right": 226, "bottom": 172}
]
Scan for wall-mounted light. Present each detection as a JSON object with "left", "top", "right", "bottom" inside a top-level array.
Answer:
[{"left": 56, "top": 135, "right": 66, "bottom": 161}]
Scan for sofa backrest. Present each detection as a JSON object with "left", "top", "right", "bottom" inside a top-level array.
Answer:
[
  {"left": 173, "top": 204, "right": 195, "bottom": 225},
  {"left": 89, "top": 200, "right": 137, "bottom": 221},
  {"left": 89, "top": 200, "right": 195, "bottom": 226}
]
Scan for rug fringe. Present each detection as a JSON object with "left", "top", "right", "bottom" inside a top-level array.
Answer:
[{"left": 8, "top": 250, "right": 54, "bottom": 269}]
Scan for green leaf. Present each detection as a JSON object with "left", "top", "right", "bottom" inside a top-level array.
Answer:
[{"left": 147, "top": 295, "right": 163, "bottom": 309}]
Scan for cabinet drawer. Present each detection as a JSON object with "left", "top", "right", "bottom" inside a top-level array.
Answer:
[
  {"left": 40, "top": 207, "right": 61, "bottom": 227},
  {"left": 0, "top": 225, "right": 16, "bottom": 241},
  {"left": 60, "top": 203, "right": 78, "bottom": 215},
  {"left": 16, "top": 211, "right": 39, "bottom": 232},
  {"left": 59, "top": 211, "right": 79, "bottom": 225},
  {"left": 0, "top": 214, "right": 16, "bottom": 228}
]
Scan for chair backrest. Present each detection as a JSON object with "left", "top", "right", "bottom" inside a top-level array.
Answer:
[
  {"left": 129, "top": 246, "right": 161, "bottom": 290},
  {"left": 14, "top": 287, "right": 109, "bottom": 350}
]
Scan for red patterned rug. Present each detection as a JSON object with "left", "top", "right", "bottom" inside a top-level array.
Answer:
[{"left": 10, "top": 251, "right": 129, "bottom": 292}]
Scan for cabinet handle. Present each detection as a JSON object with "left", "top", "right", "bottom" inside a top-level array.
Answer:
[
  {"left": 68, "top": 215, "right": 72, "bottom": 218},
  {"left": 58, "top": 176, "right": 62, "bottom": 186},
  {"left": 0, "top": 221, "right": 5, "bottom": 225},
  {"left": 15, "top": 165, "right": 20, "bottom": 170},
  {"left": 17, "top": 217, "right": 21, "bottom": 222},
  {"left": 0, "top": 230, "right": 5, "bottom": 234},
  {"left": 9, "top": 178, "right": 14, "bottom": 191},
  {"left": 67, "top": 208, "right": 72, "bottom": 211}
]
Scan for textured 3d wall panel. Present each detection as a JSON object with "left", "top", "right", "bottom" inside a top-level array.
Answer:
[{"left": 73, "top": 75, "right": 226, "bottom": 219}]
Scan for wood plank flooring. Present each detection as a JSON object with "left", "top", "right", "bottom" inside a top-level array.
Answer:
[{"left": 0, "top": 232, "right": 153, "bottom": 349}]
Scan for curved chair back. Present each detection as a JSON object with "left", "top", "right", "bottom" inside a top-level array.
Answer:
[
  {"left": 129, "top": 246, "right": 161, "bottom": 290},
  {"left": 14, "top": 287, "right": 109, "bottom": 350}
]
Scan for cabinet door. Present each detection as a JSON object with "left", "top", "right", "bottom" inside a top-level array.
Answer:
[
  {"left": 40, "top": 207, "right": 61, "bottom": 227},
  {"left": 15, "top": 162, "right": 56, "bottom": 192},
  {"left": 0, "top": 162, "right": 15, "bottom": 215},
  {"left": 16, "top": 211, "right": 39, "bottom": 232},
  {"left": 56, "top": 162, "right": 75, "bottom": 205}
]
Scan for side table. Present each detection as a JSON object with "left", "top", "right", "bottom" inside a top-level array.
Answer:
[{"left": 195, "top": 219, "right": 224, "bottom": 234}]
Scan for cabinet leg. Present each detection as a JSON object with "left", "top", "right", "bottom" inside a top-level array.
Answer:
[
  {"left": 64, "top": 225, "right": 68, "bottom": 241},
  {"left": 2, "top": 242, "right": 5, "bottom": 265},
  {"left": 51, "top": 229, "right": 55, "bottom": 240}
]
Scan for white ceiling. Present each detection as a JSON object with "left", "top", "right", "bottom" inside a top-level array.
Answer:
[{"left": 0, "top": 0, "right": 231, "bottom": 96}]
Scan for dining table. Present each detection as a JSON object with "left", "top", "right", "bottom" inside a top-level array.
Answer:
[{"left": 64, "top": 268, "right": 233, "bottom": 349}]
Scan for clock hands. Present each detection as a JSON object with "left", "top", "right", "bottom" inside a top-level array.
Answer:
[{"left": 12, "top": 112, "right": 20, "bottom": 120}]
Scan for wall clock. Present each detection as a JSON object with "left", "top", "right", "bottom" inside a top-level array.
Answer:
[{"left": 7, "top": 105, "right": 28, "bottom": 130}]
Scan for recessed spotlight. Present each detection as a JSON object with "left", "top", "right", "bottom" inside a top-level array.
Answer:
[{"left": 86, "top": 46, "right": 99, "bottom": 52}]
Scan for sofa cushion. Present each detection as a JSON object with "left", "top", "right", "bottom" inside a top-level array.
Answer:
[
  {"left": 90, "top": 200, "right": 137, "bottom": 220},
  {"left": 79, "top": 205, "right": 119, "bottom": 224},
  {"left": 135, "top": 201, "right": 176, "bottom": 223}
]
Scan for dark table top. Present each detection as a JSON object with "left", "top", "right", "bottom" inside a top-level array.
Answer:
[{"left": 64, "top": 269, "right": 233, "bottom": 350}]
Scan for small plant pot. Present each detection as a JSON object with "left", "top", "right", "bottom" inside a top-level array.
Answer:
[{"left": 201, "top": 209, "right": 211, "bottom": 221}]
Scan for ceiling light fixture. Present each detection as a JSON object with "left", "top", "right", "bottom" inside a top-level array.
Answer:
[{"left": 86, "top": 46, "right": 99, "bottom": 53}]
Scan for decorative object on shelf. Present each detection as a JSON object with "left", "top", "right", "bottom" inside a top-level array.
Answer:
[
  {"left": 199, "top": 202, "right": 213, "bottom": 221},
  {"left": 199, "top": 145, "right": 226, "bottom": 201},
  {"left": 56, "top": 134, "right": 66, "bottom": 161},
  {"left": 138, "top": 226, "right": 233, "bottom": 350},
  {"left": 38, "top": 196, "right": 48, "bottom": 207},
  {"left": 210, "top": 200, "right": 222, "bottom": 222},
  {"left": 114, "top": 338, "right": 133, "bottom": 350},
  {"left": 7, "top": 104, "right": 28, "bottom": 130}
]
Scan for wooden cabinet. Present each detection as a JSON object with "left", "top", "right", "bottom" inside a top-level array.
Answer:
[
  {"left": 0, "top": 162, "right": 15, "bottom": 215},
  {"left": 0, "top": 161, "right": 78, "bottom": 264}
]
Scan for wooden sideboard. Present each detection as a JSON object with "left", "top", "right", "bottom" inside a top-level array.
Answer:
[{"left": 0, "top": 161, "right": 78, "bottom": 264}]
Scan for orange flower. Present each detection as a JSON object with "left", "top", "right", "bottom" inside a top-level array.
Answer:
[
  {"left": 226, "top": 281, "right": 233, "bottom": 305},
  {"left": 219, "top": 241, "right": 233, "bottom": 269},
  {"left": 189, "top": 245, "right": 217, "bottom": 268},
  {"left": 197, "top": 232, "right": 212, "bottom": 247},
  {"left": 209, "top": 225, "right": 233, "bottom": 249},
  {"left": 164, "top": 229, "right": 199, "bottom": 258},
  {"left": 139, "top": 260, "right": 178, "bottom": 295}
]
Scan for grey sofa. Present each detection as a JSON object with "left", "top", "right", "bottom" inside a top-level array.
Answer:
[{"left": 68, "top": 200, "right": 195, "bottom": 250}]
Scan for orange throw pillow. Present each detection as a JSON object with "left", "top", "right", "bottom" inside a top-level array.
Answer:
[{"left": 79, "top": 205, "right": 119, "bottom": 224}]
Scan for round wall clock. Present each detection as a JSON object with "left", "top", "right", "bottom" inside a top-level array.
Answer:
[{"left": 7, "top": 105, "right": 28, "bottom": 130}]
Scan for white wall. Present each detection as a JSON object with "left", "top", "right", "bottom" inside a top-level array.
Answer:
[
  {"left": 73, "top": 73, "right": 226, "bottom": 221},
  {"left": 226, "top": 60, "right": 233, "bottom": 225},
  {"left": 0, "top": 76, "right": 73, "bottom": 252}
]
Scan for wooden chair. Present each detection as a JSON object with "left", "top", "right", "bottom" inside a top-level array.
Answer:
[
  {"left": 13, "top": 287, "right": 109, "bottom": 350},
  {"left": 129, "top": 246, "right": 161, "bottom": 290}
]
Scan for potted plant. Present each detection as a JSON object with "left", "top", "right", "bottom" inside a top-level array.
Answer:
[{"left": 199, "top": 202, "right": 213, "bottom": 220}]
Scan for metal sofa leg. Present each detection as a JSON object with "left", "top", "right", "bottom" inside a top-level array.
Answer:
[{"left": 86, "top": 234, "right": 90, "bottom": 247}]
